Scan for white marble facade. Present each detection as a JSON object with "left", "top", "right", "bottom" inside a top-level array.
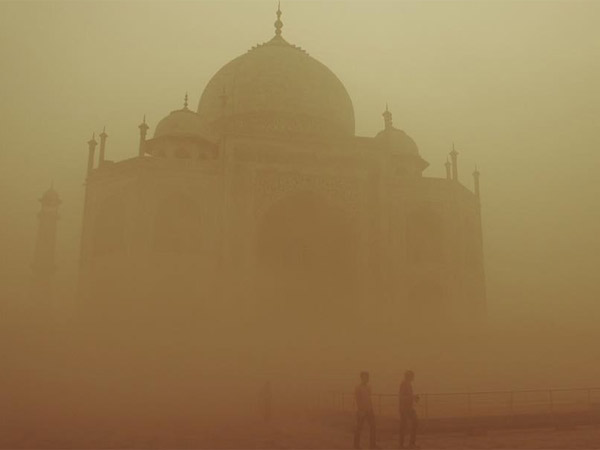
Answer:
[{"left": 77, "top": 15, "right": 485, "bottom": 335}]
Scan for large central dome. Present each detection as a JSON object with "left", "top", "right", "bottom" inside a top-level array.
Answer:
[{"left": 197, "top": 10, "right": 355, "bottom": 138}]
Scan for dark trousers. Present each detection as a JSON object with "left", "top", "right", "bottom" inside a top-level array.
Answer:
[
  {"left": 354, "top": 410, "right": 376, "bottom": 448},
  {"left": 399, "top": 408, "right": 418, "bottom": 447}
]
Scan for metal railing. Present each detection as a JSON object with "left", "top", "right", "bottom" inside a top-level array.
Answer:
[{"left": 328, "top": 387, "right": 600, "bottom": 420}]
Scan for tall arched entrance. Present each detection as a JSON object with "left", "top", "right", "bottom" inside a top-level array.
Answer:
[{"left": 254, "top": 191, "right": 360, "bottom": 334}]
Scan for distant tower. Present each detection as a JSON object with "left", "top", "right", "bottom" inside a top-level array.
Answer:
[{"left": 31, "top": 185, "right": 61, "bottom": 302}]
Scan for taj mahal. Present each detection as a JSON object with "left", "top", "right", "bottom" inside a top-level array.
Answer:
[{"left": 32, "top": 6, "right": 486, "bottom": 338}]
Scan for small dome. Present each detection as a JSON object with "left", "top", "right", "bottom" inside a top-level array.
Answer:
[
  {"left": 154, "top": 106, "right": 214, "bottom": 141},
  {"left": 376, "top": 108, "right": 419, "bottom": 155},
  {"left": 376, "top": 127, "right": 419, "bottom": 156},
  {"left": 197, "top": 33, "right": 355, "bottom": 138}
]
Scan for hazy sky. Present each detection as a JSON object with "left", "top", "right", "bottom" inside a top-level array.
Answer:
[{"left": 1, "top": 0, "right": 599, "bottom": 324}]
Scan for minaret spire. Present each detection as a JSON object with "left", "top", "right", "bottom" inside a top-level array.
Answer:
[
  {"left": 99, "top": 126, "right": 108, "bottom": 166},
  {"left": 450, "top": 142, "right": 459, "bottom": 182},
  {"left": 183, "top": 92, "right": 189, "bottom": 110},
  {"left": 86, "top": 133, "right": 97, "bottom": 176},
  {"left": 274, "top": 1, "right": 283, "bottom": 37}
]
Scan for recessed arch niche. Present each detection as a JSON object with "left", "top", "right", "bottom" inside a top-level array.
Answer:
[{"left": 254, "top": 191, "right": 359, "bottom": 326}]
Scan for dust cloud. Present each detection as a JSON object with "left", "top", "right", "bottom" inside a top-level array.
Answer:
[{"left": 0, "top": 1, "right": 599, "bottom": 448}]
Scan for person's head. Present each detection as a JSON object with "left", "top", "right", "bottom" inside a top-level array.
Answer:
[
  {"left": 360, "top": 371, "right": 370, "bottom": 384},
  {"left": 404, "top": 370, "right": 415, "bottom": 382}
]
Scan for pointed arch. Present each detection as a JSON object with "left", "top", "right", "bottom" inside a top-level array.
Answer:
[
  {"left": 254, "top": 191, "right": 359, "bottom": 324},
  {"left": 257, "top": 191, "right": 357, "bottom": 277}
]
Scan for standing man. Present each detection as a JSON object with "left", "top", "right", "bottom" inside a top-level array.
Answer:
[
  {"left": 354, "top": 371, "right": 379, "bottom": 449},
  {"left": 398, "top": 370, "right": 419, "bottom": 449}
]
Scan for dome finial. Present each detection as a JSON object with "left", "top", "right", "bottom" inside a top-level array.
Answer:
[
  {"left": 184, "top": 92, "right": 189, "bottom": 109},
  {"left": 450, "top": 142, "right": 458, "bottom": 156},
  {"left": 382, "top": 104, "right": 393, "bottom": 130},
  {"left": 274, "top": 1, "right": 283, "bottom": 36}
]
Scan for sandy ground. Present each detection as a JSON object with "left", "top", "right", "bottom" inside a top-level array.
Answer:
[
  {"left": 219, "top": 420, "right": 600, "bottom": 449},
  {"left": 254, "top": 421, "right": 600, "bottom": 449},
  {"left": 159, "top": 420, "right": 600, "bottom": 449},
  {"left": 386, "top": 427, "right": 600, "bottom": 449},
  {"left": 3, "top": 413, "right": 600, "bottom": 448}
]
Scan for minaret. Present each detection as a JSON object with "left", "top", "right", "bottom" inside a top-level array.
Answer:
[
  {"left": 138, "top": 115, "right": 149, "bottom": 157},
  {"left": 445, "top": 157, "right": 452, "bottom": 180},
  {"left": 31, "top": 185, "right": 61, "bottom": 302},
  {"left": 473, "top": 166, "right": 481, "bottom": 199},
  {"left": 98, "top": 126, "right": 108, "bottom": 166},
  {"left": 87, "top": 133, "right": 97, "bottom": 176},
  {"left": 450, "top": 143, "right": 459, "bottom": 182},
  {"left": 382, "top": 103, "right": 393, "bottom": 130}
]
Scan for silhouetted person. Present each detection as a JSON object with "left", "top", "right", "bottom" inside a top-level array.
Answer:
[
  {"left": 398, "top": 370, "right": 419, "bottom": 449},
  {"left": 259, "top": 381, "right": 272, "bottom": 422},
  {"left": 354, "top": 371, "right": 379, "bottom": 449}
]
